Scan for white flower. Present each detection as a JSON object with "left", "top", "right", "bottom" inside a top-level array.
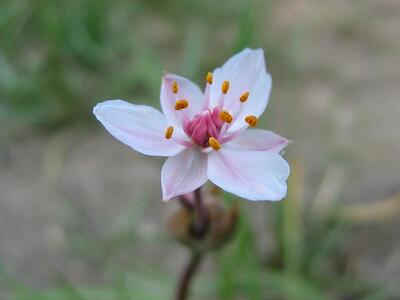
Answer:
[{"left": 94, "top": 49, "right": 290, "bottom": 201}]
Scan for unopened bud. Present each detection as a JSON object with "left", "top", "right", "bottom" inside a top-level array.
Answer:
[{"left": 168, "top": 193, "right": 238, "bottom": 252}]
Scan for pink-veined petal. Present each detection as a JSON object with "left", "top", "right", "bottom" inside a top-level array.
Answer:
[
  {"left": 207, "top": 148, "right": 289, "bottom": 201},
  {"left": 209, "top": 48, "right": 272, "bottom": 132},
  {"left": 229, "top": 70, "right": 272, "bottom": 132},
  {"left": 161, "top": 148, "right": 208, "bottom": 201},
  {"left": 225, "top": 129, "right": 290, "bottom": 153},
  {"left": 93, "top": 99, "right": 186, "bottom": 156},
  {"left": 160, "top": 74, "right": 204, "bottom": 127}
]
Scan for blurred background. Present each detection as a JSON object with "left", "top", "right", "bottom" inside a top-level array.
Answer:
[{"left": 1, "top": 0, "right": 400, "bottom": 299}]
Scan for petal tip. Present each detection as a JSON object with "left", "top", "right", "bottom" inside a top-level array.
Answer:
[
  {"left": 240, "top": 47, "right": 264, "bottom": 54},
  {"left": 93, "top": 101, "right": 106, "bottom": 115},
  {"left": 92, "top": 100, "right": 115, "bottom": 119},
  {"left": 92, "top": 101, "right": 106, "bottom": 119},
  {"left": 161, "top": 196, "right": 171, "bottom": 204},
  {"left": 280, "top": 138, "right": 293, "bottom": 150},
  {"left": 162, "top": 190, "right": 178, "bottom": 202},
  {"left": 93, "top": 99, "right": 127, "bottom": 116},
  {"left": 162, "top": 73, "right": 178, "bottom": 82},
  {"left": 161, "top": 182, "right": 175, "bottom": 202},
  {"left": 92, "top": 104, "right": 99, "bottom": 116}
]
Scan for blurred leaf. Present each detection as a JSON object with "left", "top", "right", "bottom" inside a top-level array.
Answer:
[
  {"left": 232, "top": 0, "right": 258, "bottom": 52},
  {"left": 336, "top": 193, "right": 400, "bottom": 224},
  {"left": 282, "top": 161, "right": 304, "bottom": 274},
  {"left": 265, "top": 270, "right": 328, "bottom": 300},
  {"left": 216, "top": 204, "right": 263, "bottom": 299},
  {"left": 181, "top": 27, "right": 205, "bottom": 79}
]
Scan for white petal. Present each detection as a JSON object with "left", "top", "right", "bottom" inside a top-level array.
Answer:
[
  {"left": 160, "top": 74, "right": 204, "bottom": 127},
  {"left": 207, "top": 148, "right": 289, "bottom": 201},
  {"left": 226, "top": 129, "right": 290, "bottom": 153},
  {"left": 209, "top": 48, "right": 272, "bottom": 132},
  {"left": 93, "top": 99, "right": 186, "bottom": 156},
  {"left": 161, "top": 148, "right": 208, "bottom": 201}
]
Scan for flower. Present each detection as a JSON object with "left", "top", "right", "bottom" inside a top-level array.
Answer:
[{"left": 93, "top": 48, "right": 290, "bottom": 201}]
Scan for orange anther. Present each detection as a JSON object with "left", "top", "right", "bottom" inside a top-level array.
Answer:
[
  {"left": 172, "top": 81, "right": 178, "bottom": 94},
  {"left": 240, "top": 91, "right": 249, "bottom": 103},
  {"left": 221, "top": 80, "right": 230, "bottom": 94},
  {"left": 245, "top": 115, "right": 258, "bottom": 127},
  {"left": 219, "top": 110, "right": 233, "bottom": 123},
  {"left": 175, "top": 99, "right": 189, "bottom": 110},
  {"left": 206, "top": 72, "right": 213, "bottom": 84},
  {"left": 208, "top": 137, "right": 221, "bottom": 151},
  {"left": 165, "top": 126, "right": 174, "bottom": 139}
]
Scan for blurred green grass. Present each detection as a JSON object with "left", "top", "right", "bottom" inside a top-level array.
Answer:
[
  {"left": 0, "top": 0, "right": 258, "bottom": 128},
  {"left": 0, "top": 0, "right": 303, "bottom": 131},
  {"left": 1, "top": 0, "right": 398, "bottom": 299}
]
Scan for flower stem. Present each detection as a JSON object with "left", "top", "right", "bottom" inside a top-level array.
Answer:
[
  {"left": 175, "top": 252, "right": 203, "bottom": 300},
  {"left": 178, "top": 194, "right": 194, "bottom": 211},
  {"left": 191, "top": 187, "right": 209, "bottom": 238},
  {"left": 175, "top": 187, "right": 209, "bottom": 300}
]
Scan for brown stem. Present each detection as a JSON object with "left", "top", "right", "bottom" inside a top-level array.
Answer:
[
  {"left": 175, "top": 187, "right": 209, "bottom": 299},
  {"left": 179, "top": 195, "right": 194, "bottom": 211},
  {"left": 191, "top": 188, "right": 209, "bottom": 238},
  {"left": 175, "top": 252, "right": 203, "bottom": 300}
]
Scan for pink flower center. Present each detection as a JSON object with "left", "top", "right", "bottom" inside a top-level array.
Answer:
[
  {"left": 165, "top": 76, "right": 257, "bottom": 150},
  {"left": 184, "top": 108, "right": 223, "bottom": 147}
]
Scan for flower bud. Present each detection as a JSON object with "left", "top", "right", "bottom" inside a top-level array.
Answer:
[{"left": 168, "top": 194, "right": 238, "bottom": 252}]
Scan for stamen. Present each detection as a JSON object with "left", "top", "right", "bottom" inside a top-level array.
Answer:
[
  {"left": 245, "top": 115, "right": 258, "bottom": 127},
  {"left": 202, "top": 78, "right": 211, "bottom": 109},
  {"left": 175, "top": 99, "right": 189, "bottom": 110},
  {"left": 165, "top": 126, "right": 174, "bottom": 139},
  {"left": 219, "top": 110, "right": 233, "bottom": 123},
  {"left": 221, "top": 80, "right": 230, "bottom": 94},
  {"left": 206, "top": 72, "right": 213, "bottom": 84},
  {"left": 172, "top": 81, "right": 178, "bottom": 94},
  {"left": 222, "top": 125, "right": 247, "bottom": 144},
  {"left": 240, "top": 91, "right": 250, "bottom": 103},
  {"left": 208, "top": 137, "right": 221, "bottom": 151}
]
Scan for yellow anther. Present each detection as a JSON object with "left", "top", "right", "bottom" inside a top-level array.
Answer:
[
  {"left": 165, "top": 126, "right": 174, "bottom": 139},
  {"left": 245, "top": 115, "right": 258, "bottom": 127},
  {"left": 221, "top": 80, "right": 230, "bottom": 94},
  {"left": 208, "top": 137, "right": 221, "bottom": 151},
  {"left": 206, "top": 72, "right": 213, "bottom": 84},
  {"left": 172, "top": 81, "right": 178, "bottom": 94},
  {"left": 175, "top": 99, "right": 189, "bottom": 110},
  {"left": 240, "top": 91, "right": 250, "bottom": 103},
  {"left": 219, "top": 110, "right": 233, "bottom": 123}
]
